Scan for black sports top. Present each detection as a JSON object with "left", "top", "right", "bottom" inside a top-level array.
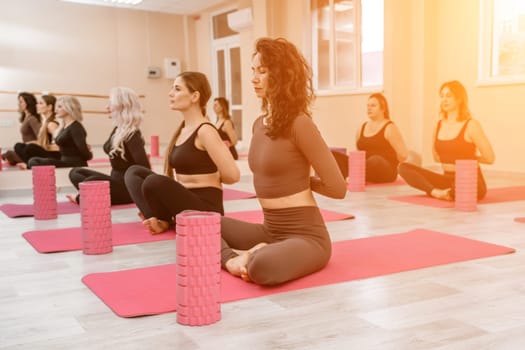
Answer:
[
  {"left": 55, "top": 121, "right": 92, "bottom": 161},
  {"left": 103, "top": 128, "right": 150, "bottom": 178},
  {"left": 356, "top": 121, "right": 398, "bottom": 166},
  {"left": 434, "top": 119, "right": 476, "bottom": 164},
  {"left": 169, "top": 122, "right": 218, "bottom": 175},
  {"left": 217, "top": 122, "right": 231, "bottom": 142}
]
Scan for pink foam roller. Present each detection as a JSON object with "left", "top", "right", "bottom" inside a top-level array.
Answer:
[
  {"left": 175, "top": 210, "right": 221, "bottom": 326},
  {"left": 150, "top": 135, "right": 159, "bottom": 158},
  {"left": 348, "top": 151, "right": 366, "bottom": 192},
  {"left": 32, "top": 165, "right": 57, "bottom": 220},
  {"left": 455, "top": 160, "right": 478, "bottom": 212},
  {"left": 80, "top": 181, "right": 112, "bottom": 254}
]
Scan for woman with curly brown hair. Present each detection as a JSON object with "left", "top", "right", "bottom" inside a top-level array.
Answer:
[{"left": 220, "top": 37, "right": 347, "bottom": 286}]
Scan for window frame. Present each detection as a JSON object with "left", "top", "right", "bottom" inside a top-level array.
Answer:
[
  {"left": 310, "top": 0, "right": 384, "bottom": 96},
  {"left": 477, "top": 0, "right": 525, "bottom": 87}
]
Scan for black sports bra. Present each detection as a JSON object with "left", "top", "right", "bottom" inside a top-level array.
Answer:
[{"left": 169, "top": 122, "right": 218, "bottom": 175}]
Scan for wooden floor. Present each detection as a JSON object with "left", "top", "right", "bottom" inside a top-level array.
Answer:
[{"left": 1, "top": 161, "right": 525, "bottom": 349}]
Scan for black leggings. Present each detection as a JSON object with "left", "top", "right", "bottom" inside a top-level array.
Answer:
[
  {"left": 221, "top": 206, "right": 331, "bottom": 286},
  {"left": 14, "top": 142, "right": 60, "bottom": 163},
  {"left": 69, "top": 168, "right": 132, "bottom": 205},
  {"left": 366, "top": 155, "right": 398, "bottom": 183},
  {"left": 27, "top": 157, "right": 87, "bottom": 169},
  {"left": 124, "top": 165, "right": 223, "bottom": 222},
  {"left": 398, "top": 162, "right": 487, "bottom": 200}
]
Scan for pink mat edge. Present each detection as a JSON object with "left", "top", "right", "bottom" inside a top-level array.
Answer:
[{"left": 80, "top": 228, "right": 515, "bottom": 318}]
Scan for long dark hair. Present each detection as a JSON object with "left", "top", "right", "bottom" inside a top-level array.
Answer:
[
  {"left": 254, "top": 37, "right": 314, "bottom": 138},
  {"left": 18, "top": 92, "right": 40, "bottom": 123},
  {"left": 163, "top": 71, "right": 212, "bottom": 178},
  {"left": 36, "top": 95, "right": 57, "bottom": 147},
  {"left": 214, "top": 97, "right": 232, "bottom": 121}
]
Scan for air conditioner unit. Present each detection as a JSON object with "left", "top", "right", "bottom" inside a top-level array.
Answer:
[{"left": 227, "top": 7, "right": 252, "bottom": 32}]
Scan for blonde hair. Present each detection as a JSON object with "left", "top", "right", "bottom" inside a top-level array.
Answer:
[
  {"left": 58, "top": 96, "right": 83, "bottom": 122},
  {"left": 108, "top": 87, "right": 143, "bottom": 160}
]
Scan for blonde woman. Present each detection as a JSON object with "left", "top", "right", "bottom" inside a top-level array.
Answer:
[
  {"left": 67, "top": 87, "right": 150, "bottom": 205},
  {"left": 27, "top": 95, "right": 92, "bottom": 168}
]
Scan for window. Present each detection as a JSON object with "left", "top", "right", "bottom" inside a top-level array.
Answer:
[
  {"left": 479, "top": 0, "right": 525, "bottom": 85},
  {"left": 311, "top": 0, "right": 384, "bottom": 93}
]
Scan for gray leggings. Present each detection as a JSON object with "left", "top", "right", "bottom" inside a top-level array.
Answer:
[{"left": 221, "top": 206, "right": 331, "bottom": 286}]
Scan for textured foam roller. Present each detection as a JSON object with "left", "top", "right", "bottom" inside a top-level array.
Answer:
[
  {"left": 455, "top": 160, "right": 478, "bottom": 212},
  {"left": 80, "top": 181, "right": 112, "bottom": 255},
  {"left": 175, "top": 210, "right": 221, "bottom": 326},
  {"left": 32, "top": 165, "right": 57, "bottom": 220},
  {"left": 348, "top": 150, "right": 366, "bottom": 192},
  {"left": 150, "top": 135, "right": 159, "bottom": 157}
]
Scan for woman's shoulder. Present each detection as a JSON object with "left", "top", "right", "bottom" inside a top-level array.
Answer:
[
  {"left": 291, "top": 113, "right": 314, "bottom": 127},
  {"left": 290, "top": 114, "right": 319, "bottom": 136}
]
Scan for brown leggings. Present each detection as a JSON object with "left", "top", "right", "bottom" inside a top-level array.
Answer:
[{"left": 221, "top": 206, "right": 331, "bottom": 286}]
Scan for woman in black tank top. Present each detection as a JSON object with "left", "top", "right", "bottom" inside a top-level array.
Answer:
[
  {"left": 213, "top": 97, "right": 239, "bottom": 160},
  {"left": 124, "top": 72, "right": 239, "bottom": 234},
  {"left": 355, "top": 93, "right": 408, "bottom": 183},
  {"left": 398, "top": 80, "right": 495, "bottom": 200}
]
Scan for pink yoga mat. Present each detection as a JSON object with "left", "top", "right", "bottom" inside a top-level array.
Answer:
[
  {"left": 23, "top": 222, "right": 176, "bottom": 253},
  {"left": 22, "top": 209, "right": 353, "bottom": 253},
  {"left": 389, "top": 186, "right": 525, "bottom": 208},
  {"left": 1, "top": 189, "right": 255, "bottom": 218},
  {"left": 514, "top": 217, "right": 525, "bottom": 223},
  {"left": 0, "top": 201, "right": 135, "bottom": 218},
  {"left": 364, "top": 177, "right": 407, "bottom": 188},
  {"left": 81, "top": 228, "right": 514, "bottom": 317}
]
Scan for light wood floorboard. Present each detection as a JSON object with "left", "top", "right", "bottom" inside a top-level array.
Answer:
[{"left": 1, "top": 162, "right": 524, "bottom": 349}]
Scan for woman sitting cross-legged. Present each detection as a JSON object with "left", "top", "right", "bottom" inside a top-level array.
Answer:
[
  {"left": 398, "top": 80, "right": 495, "bottom": 201},
  {"left": 220, "top": 37, "right": 347, "bottom": 286},
  {"left": 15, "top": 94, "right": 61, "bottom": 170},
  {"left": 67, "top": 87, "right": 151, "bottom": 205},
  {"left": 355, "top": 93, "right": 408, "bottom": 183},
  {"left": 124, "top": 71, "right": 240, "bottom": 234},
  {"left": 2, "top": 92, "right": 41, "bottom": 166},
  {"left": 27, "top": 95, "right": 92, "bottom": 169}
]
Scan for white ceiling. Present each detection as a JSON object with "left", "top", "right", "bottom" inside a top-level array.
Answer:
[{"left": 60, "top": 0, "right": 228, "bottom": 15}]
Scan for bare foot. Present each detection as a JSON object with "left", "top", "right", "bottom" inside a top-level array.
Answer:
[
  {"left": 226, "top": 242, "right": 268, "bottom": 282},
  {"left": 225, "top": 253, "right": 250, "bottom": 278},
  {"left": 66, "top": 194, "right": 78, "bottom": 204},
  {"left": 16, "top": 162, "right": 27, "bottom": 170},
  {"left": 431, "top": 188, "right": 453, "bottom": 201},
  {"left": 143, "top": 217, "right": 170, "bottom": 234}
]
